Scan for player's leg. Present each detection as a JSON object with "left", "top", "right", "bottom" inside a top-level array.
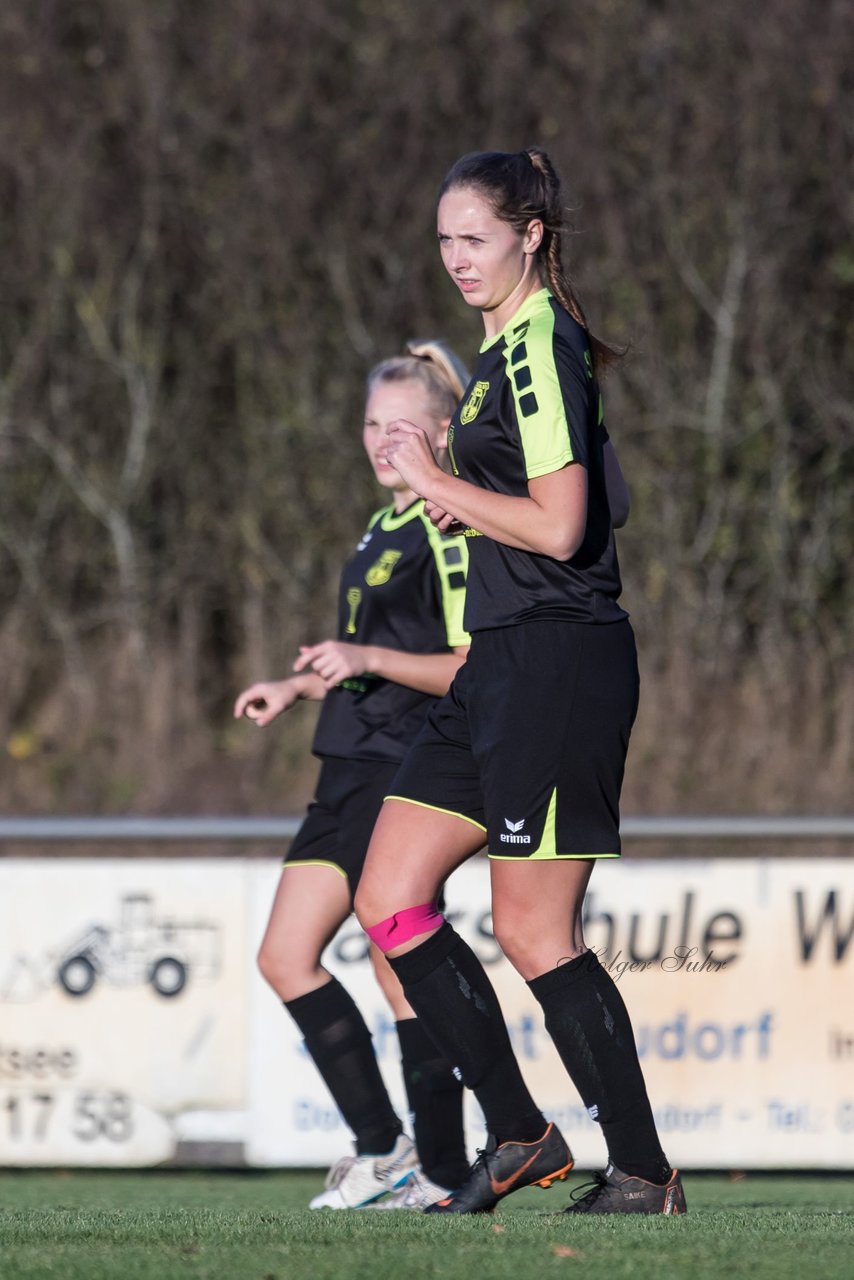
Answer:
[
  {"left": 492, "top": 859, "right": 681, "bottom": 1208},
  {"left": 257, "top": 861, "right": 349, "bottom": 1002},
  {"left": 357, "top": 662, "right": 575, "bottom": 1210},
  {"left": 258, "top": 863, "right": 409, "bottom": 1179},
  {"left": 357, "top": 785, "right": 573, "bottom": 1213},
  {"left": 258, "top": 764, "right": 417, "bottom": 1207},
  {"left": 369, "top": 941, "right": 412, "bottom": 1020},
  {"left": 487, "top": 620, "right": 684, "bottom": 1215},
  {"left": 370, "top": 942, "right": 468, "bottom": 1200},
  {"left": 326, "top": 758, "right": 468, "bottom": 1203}
]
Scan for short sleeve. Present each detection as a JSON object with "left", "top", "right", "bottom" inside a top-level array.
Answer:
[{"left": 504, "top": 319, "right": 592, "bottom": 477}]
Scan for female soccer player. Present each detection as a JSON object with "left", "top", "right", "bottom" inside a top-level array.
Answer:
[
  {"left": 236, "top": 342, "right": 472, "bottom": 1210},
  {"left": 355, "top": 150, "right": 686, "bottom": 1216}
]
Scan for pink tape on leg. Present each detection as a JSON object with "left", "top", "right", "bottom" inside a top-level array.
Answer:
[{"left": 365, "top": 903, "right": 445, "bottom": 952}]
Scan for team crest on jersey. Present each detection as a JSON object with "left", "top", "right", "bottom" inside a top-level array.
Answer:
[
  {"left": 460, "top": 380, "right": 489, "bottom": 424},
  {"left": 365, "top": 549, "right": 402, "bottom": 586}
]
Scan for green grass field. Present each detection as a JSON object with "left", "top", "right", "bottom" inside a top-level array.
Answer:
[{"left": 1, "top": 1169, "right": 852, "bottom": 1280}]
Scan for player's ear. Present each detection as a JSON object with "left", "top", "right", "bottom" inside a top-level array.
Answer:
[
  {"left": 524, "top": 218, "right": 544, "bottom": 255},
  {"left": 435, "top": 417, "right": 451, "bottom": 450}
]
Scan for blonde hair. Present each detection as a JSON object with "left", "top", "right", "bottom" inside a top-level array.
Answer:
[{"left": 367, "top": 339, "right": 469, "bottom": 422}]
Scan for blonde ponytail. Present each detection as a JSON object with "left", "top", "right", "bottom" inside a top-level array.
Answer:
[{"left": 367, "top": 340, "right": 470, "bottom": 420}]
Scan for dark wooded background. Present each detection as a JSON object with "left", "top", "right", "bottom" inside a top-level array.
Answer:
[{"left": 1, "top": 0, "right": 851, "bottom": 815}]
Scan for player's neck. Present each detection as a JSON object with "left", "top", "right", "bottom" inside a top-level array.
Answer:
[
  {"left": 480, "top": 272, "right": 543, "bottom": 340},
  {"left": 393, "top": 488, "right": 419, "bottom": 514}
]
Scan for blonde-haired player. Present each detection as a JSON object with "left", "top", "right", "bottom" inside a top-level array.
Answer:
[{"left": 236, "top": 341, "right": 471, "bottom": 1210}]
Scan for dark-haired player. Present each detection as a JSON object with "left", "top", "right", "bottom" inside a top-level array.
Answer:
[{"left": 355, "top": 149, "right": 685, "bottom": 1217}]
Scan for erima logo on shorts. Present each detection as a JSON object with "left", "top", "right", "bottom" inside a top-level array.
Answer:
[{"left": 500, "top": 817, "right": 531, "bottom": 845}]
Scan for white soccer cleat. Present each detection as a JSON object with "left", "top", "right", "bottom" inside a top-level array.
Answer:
[
  {"left": 308, "top": 1134, "right": 419, "bottom": 1209},
  {"left": 308, "top": 1154, "right": 357, "bottom": 1209},
  {"left": 369, "top": 1168, "right": 451, "bottom": 1211}
]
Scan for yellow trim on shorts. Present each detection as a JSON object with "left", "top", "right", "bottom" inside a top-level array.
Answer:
[
  {"left": 384, "top": 795, "right": 487, "bottom": 833},
  {"left": 281, "top": 858, "right": 348, "bottom": 879},
  {"left": 488, "top": 851, "right": 621, "bottom": 860},
  {"left": 531, "top": 788, "right": 559, "bottom": 859}
]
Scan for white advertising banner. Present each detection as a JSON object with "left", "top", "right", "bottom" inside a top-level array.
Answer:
[
  {"left": 1, "top": 856, "right": 851, "bottom": 1168},
  {"left": 246, "top": 857, "right": 854, "bottom": 1170},
  {"left": 0, "top": 860, "right": 248, "bottom": 1166}
]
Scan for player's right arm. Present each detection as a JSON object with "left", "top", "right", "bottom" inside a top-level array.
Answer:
[
  {"left": 294, "top": 640, "right": 468, "bottom": 697},
  {"left": 233, "top": 673, "right": 327, "bottom": 727}
]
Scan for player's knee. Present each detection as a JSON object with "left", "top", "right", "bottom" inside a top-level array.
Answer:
[
  {"left": 257, "top": 939, "right": 313, "bottom": 999},
  {"left": 353, "top": 882, "right": 381, "bottom": 932},
  {"left": 256, "top": 938, "right": 283, "bottom": 988},
  {"left": 491, "top": 914, "right": 541, "bottom": 975},
  {"left": 361, "top": 901, "right": 446, "bottom": 954}
]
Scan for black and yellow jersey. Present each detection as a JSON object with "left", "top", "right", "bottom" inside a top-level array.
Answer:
[
  {"left": 312, "top": 499, "right": 469, "bottom": 763},
  {"left": 447, "top": 288, "right": 626, "bottom": 631}
]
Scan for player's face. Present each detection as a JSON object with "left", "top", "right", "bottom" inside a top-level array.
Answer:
[
  {"left": 437, "top": 186, "right": 543, "bottom": 333},
  {"left": 363, "top": 380, "right": 446, "bottom": 492}
]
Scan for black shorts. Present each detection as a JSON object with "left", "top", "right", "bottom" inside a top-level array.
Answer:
[
  {"left": 387, "top": 619, "right": 639, "bottom": 859},
  {"left": 285, "top": 757, "right": 401, "bottom": 893}
]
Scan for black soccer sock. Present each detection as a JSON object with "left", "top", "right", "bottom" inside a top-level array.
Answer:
[
  {"left": 396, "top": 1017, "right": 468, "bottom": 1188},
  {"left": 285, "top": 978, "right": 402, "bottom": 1156},
  {"left": 528, "top": 952, "right": 671, "bottom": 1184},
  {"left": 389, "top": 924, "right": 547, "bottom": 1146}
]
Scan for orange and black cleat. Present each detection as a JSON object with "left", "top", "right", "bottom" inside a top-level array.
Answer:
[
  {"left": 559, "top": 1164, "right": 687, "bottom": 1215},
  {"left": 424, "top": 1122, "right": 574, "bottom": 1215}
]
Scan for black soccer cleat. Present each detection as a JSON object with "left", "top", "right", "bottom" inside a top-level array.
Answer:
[
  {"left": 560, "top": 1163, "right": 687, "bottom": 1215},
  {"left": 424, "top": 1122, "right": 573, "bottom": 1215}
]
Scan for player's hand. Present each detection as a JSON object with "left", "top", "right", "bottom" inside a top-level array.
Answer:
[
  {"left": 385, "top": 420, "right": 444, "bottom": 494},
  {"left": 234, "top": 679, "right": 302, "bottom": 727},
  {"left": 424, "top": 500, "right": 468, "bottom": 536},
  {"left": 294, "top": 641, "right": 371, "bottom": 689}
]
